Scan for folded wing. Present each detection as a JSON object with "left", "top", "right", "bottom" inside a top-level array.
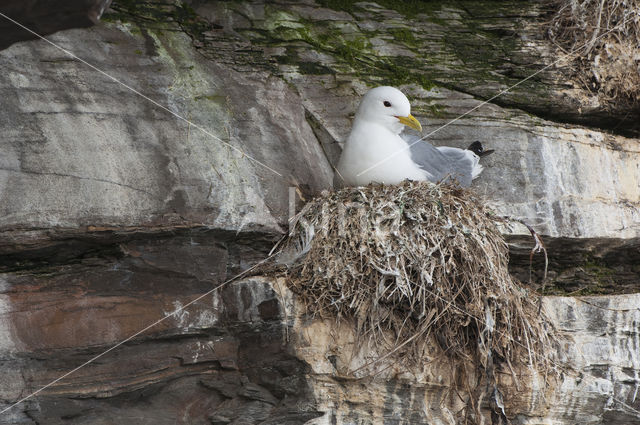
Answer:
[{"left": 402, "top": 133, "right": 480, "bottom": 187}]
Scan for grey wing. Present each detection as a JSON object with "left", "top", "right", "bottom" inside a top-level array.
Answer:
[{"left": 402, "top": 133, "right": 474, "bottom": 187}]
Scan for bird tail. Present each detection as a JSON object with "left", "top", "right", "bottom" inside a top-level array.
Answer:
[{"left": 467, "top": 141, "right": 495, "bottom": 157}]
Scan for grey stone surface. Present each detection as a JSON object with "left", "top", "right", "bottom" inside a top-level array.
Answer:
[
  {"left": 0, "top": 272, "right": 320, "bottom": 424},
  {"left": 414, "top": 88, "right": 640, "bottom": 241},
  {"left": 0, "top": 21, "right": 333, "bottom": 240},
  {"left": 277, "top": 282, "right": 640, "bottom": 424},
  {"left": 537, "top": 295, "right": 640, "bottom": 425},
  {"left": 0, "top": 0, "right": 639, "bottom": 424},
  {"left": 185, "top": 0, "right": 640, "bottom": 241}
]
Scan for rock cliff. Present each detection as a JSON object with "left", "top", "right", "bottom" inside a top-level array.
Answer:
[{"left": 0, "top": 0, "right": 638, "bottom": 424}]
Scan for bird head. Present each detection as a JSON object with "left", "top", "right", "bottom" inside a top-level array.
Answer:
[{"left": 355, "top": 86, "right": 422, "bottom": 134}]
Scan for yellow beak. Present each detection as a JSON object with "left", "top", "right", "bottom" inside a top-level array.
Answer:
[{"left": 396, "top": 114, "right": 422, "bottom": 132}]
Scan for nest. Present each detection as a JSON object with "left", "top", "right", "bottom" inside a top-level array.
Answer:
[
  {"left": 274, "top": 181, "right": 556, "bottom": 419},
  {"left": 547, "top": 0, "right": 640, "bottom": 106}
]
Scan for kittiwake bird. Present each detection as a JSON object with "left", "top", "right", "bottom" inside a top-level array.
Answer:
[{"left": 336, "top": 86, "right": 493, "bottom": 188}]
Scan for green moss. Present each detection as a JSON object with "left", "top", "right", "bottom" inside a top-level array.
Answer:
[
  {"left": 105, "top": 0, "right": 546, "bottom": 116},
  {"left": 426, "top": 103, "right": 445, "bottom": 117},
  {"left": 105, "top": 0, "right": 210, "bottom": 41},
  {"left": 540, "top": 257, "right": 618, "bottom": 296},
  {"left": 584, "top": 261, "right": 615, "bottom": 283},
  {"left": 174, "top": 2, "right": 210, "bottom": 39},
  {"left": 270, "top": 25, "right": 308, "bottom": 42},
  {"left": 332, "top": 37, "right": 372, "bottom": 67},
  {"left": 376, "top": 58, "right": 435, "bottom": 91},
  {"left": 104, "top": 0, "right": 167, "bottom": 22},
  {"left": 252, "top": 9, "right": 437, "bottom": 88},
  {"left": 107, "top": 0, "right": 439, "bottom": 90},
  {"left": 389, "top": 28, "right": 417, "bottom": 46}
]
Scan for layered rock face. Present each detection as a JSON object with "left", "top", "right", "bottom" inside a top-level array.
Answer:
[{"left": 0, "top": 0, "right": 638, "bottom": 424}]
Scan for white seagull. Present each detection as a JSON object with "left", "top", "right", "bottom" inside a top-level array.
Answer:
[{"left": 336, "top": 86, "right": 493, "bottom": 188}]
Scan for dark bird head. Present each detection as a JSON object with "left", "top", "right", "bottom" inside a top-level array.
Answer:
[{"left": 467, "top": 141, "right": 495, "bottom": 157}]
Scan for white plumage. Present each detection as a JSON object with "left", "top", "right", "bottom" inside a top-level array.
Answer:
[{"left": 336, "top": 86, "right": 489, "bottom": 188}]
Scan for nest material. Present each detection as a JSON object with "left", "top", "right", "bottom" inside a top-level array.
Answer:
[
  {"left": 547, "top": 0, "right": 640, "bottom": 106},
  {"left": 278, "top": 181, "right": 556, "bottom": 383}
]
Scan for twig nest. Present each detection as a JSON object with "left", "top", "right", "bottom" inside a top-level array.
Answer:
[
  {"left": 278, "top": 181, "right": 555, "bottom": 378},
  {"left": 547, "top": 0, "right": 640, "bottom": 105}
]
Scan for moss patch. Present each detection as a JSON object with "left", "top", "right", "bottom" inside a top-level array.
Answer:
[
  {"left": 105, "top": 0, "right": 561, "bottom": 123},
  {"left": 105, "top": 0, "right": 211, "bottom": 41},
  {"left": 539, "top": 258, "right": 618, "bottom": 296},
  {"left": 389, "top": 28, "right": 418, "bottom": 46}
]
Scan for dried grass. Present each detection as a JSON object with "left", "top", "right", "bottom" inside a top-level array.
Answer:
[
  {"left": 547, "top": 0, "right": 640, "bottom": 106},
  {"left": 273, "top": 181, "right": 557, "bottom": 420}
]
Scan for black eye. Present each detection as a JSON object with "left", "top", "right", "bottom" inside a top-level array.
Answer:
[{"left": 383, "top": 101, "right": 391, "bottom": 107}]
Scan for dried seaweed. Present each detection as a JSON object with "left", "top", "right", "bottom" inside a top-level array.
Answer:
[{"left": 273, "top": 181, "right": 558, "bottom": 421}]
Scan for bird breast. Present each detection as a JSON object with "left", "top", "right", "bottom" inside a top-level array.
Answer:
[{"left": 337, "top": 122, "right": 427, "bottom": 186}]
